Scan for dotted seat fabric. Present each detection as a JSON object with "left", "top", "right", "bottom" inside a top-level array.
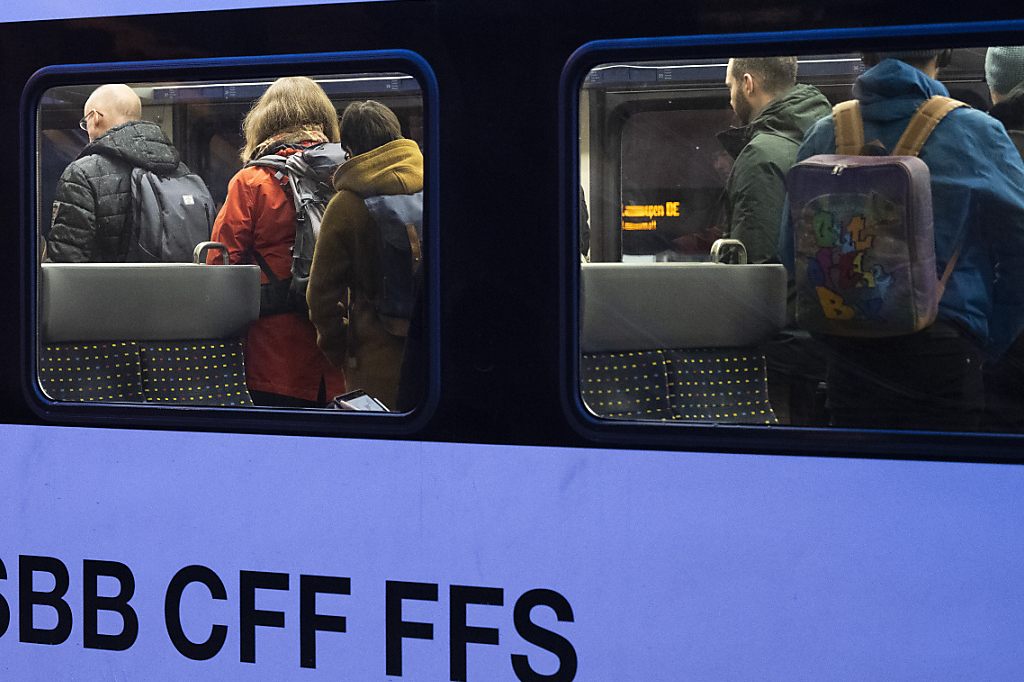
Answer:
[
  {"left": 40, "top": 340, "right": 253, "bottom": 407},
  {"left": 662, "top": 349, "right": 776, "bottom": 424},
  {"left": 581, "top": 348, "right": 777, "bottom": 424},
  {"left": 580, "top": 351, "right": 674, "bottom": 419},
  {"left": 39, "top": 342, "right": 144, "bottom": 403},
  {"left": 138, "top": 341, "right": 252, "bottom": 406}
]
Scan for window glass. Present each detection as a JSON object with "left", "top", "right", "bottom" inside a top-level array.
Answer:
[
  {"left": 579, "top": 46, "right": 1024, "bottom": 432},
  {"left": 36, "top": 70, "right": 428, "bottom": 414}
]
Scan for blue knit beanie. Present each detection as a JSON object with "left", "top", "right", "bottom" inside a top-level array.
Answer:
[{"left": 985, "top": 46, "right": 1024, "bottom": 96}]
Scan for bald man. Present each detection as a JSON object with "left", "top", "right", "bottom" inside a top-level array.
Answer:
[
  {"left": 46, "top": 84, "right": 197, "bottom": 261},
  {"left": 80, "top": 84, "right": 141, "bottom": 142}
]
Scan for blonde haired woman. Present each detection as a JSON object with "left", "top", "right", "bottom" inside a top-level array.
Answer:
[{"left": 209, "top": 76, "right": 346, "bottom": 407}]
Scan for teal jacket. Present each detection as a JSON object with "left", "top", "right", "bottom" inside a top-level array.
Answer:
[{"left": 718, "top": 83, "right": 831, "bottom": 264}]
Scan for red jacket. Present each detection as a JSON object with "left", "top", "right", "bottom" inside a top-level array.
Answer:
[{"left": 210, "top": 149, "right": 345, "bottom": 402}]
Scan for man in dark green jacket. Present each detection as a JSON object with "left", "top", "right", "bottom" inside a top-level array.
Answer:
[
  {"left": 718, "top": 57, "right": 831, "bottom": 425},
  {"left": 719, "top": 57, "right": 831, "bottom": 265}
]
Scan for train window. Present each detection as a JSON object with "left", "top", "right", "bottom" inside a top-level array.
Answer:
[
  {"left": 32, "top": 60, "right": 434, "bottom": 421},
  {"left": 576, "top": 45, "right": 1024, "bottom": 435}
]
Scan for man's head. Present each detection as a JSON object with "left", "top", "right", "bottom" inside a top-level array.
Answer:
[
  {"left": 861, "top": 50, "right": 951, "bottom": 80},
  {"left": 725, "top": 57, "right": 798, "bottom": 126},
  {"left": 81, "top": 84, "right": 141, "bottom": 142},
  {"left": 339, "top": 100, "right": 403, "bottom": 157},
  {"left": 986, "top": 46, "right": 1024, "bottom": 104}
]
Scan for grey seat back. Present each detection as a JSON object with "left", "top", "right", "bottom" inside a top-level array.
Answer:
[
  {"left": 580, "top": 262, "right": 786, "bottom": 353},
  {"left": 41, "top": 262, "right": 260, "bottom": 342}
]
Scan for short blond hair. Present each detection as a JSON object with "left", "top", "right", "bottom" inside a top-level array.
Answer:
[{"left": 240, "top": 76, "right": 340, "bottom": 161}]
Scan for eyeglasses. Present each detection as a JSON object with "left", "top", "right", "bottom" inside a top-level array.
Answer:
[{"left": 79, "top": 110, "right": 99, "bottom": 131}]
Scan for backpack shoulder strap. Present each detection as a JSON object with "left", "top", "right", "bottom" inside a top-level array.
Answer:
[
  {"left": 245, "top": 154, "right": 288, "bottom": 174},
  {"left": 895, "top": 96, "right": 970, "bottom": 291},
  {"left": 833, "top": 100, "right": 864, "bottom": 155},
  {"left": 893, "top": 95, "right": 967, "bottom": 157},
  {"left": 250, "top": 249, "right": 279, "bottom": 283}
]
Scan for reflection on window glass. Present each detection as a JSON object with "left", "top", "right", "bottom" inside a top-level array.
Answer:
[
  {"left": 37, "top": 70, "right": 427, "bottom": 413},
  {"left": 620, "top": 109, "right": 730, "bottom": 260},
  {"left": 579, "top": 46, "right": 1024, "bottom": 433}
]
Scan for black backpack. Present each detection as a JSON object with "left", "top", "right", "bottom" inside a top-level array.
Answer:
[
  {"left": 127, "top": 164, "right": 215, "bottom": 262},
  {"left": 365, "top": 191, "right": 424, "bottom": 337},
  {"left": 246, "top": 142, "right": 348, "bottom": 316}
]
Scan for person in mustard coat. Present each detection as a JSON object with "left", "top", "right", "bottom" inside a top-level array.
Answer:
[{"left": 306, "top": 100, "right": 424, "bottom": 409}]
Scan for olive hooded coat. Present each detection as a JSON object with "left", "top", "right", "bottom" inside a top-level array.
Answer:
[
  {"left": 717, "top": 84, "right": 831, "bottom": 264},
  {"left": 306, "top": 138, "right": 424, "bottom": 409}
]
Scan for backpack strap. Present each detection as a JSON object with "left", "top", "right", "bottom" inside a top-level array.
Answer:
[
  {"left": 246, "top": 154, "right": 288, "bottom": 178},
  {"left": 250, "top": 249, "right": 277, "bottom": 283},
  {"left": 250, "top": 249, "right": 298, "bottom": 317},
  {"left": 832, "top": 100, "right": 864, "bottom": 155},
  {"left": 893, "top": 95, "right": 967, "bottom": 157},
  {"left": 893, "top": 96, "right": 969, "bottom": 294},
  {"left": 936, "top": 247, "right": 961, "bottom": 300},
  {"left": 406, "top": 222, "right": 422, "bottom": 271}
]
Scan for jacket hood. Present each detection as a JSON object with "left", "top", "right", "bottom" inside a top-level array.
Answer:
[
  {"left": 989, "top": 82, "right": 1024, "bottom": 131},
  {"left": 333, "top": 138, "right": 424, "bottom": 196},
  {"left": 853, "top": 59, "right": 949, "bottom": 122},
  {"left": 81, "top": 120, "right": 181, "bottom": 174},
  {"left": 717, "top": 84, "right": 831, "bottom": 158}
]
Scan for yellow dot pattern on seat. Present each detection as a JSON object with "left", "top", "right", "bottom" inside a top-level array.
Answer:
[
  {"left": 39, "top": 342, "right": 143, "bottom": 402},
  {"left": 581, "top": 348, "right": 777, "bottom": 424},
  {"left": 663, "top": 348, "right": 777, "bottom": 424},
  {"left": 580, "top": 350, "right": 673, "bottom": 419},
  {"left": 138, "top": 341, "right": 253, "bottom": 406},
  {"left": 39, "top": 340, "right": 254, "bottom": 407}
]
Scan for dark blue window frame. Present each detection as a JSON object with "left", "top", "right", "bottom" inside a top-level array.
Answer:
[
  {"left": 560, "top": 20, "right": 1024, "bottom": 461},
  {"left": 22, "top": 49, "right": 440, "bottom": 436}
]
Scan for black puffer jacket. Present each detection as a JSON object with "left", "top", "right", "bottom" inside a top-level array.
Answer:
[{"left": 46, "top": 121, "right": 183, "bottom": 262}]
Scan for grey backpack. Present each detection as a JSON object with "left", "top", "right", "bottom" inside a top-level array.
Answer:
[
  {"left": 246, "top": 142, "right": 348, "bottom": 316},
  {"left": 127, "top": 164, "right": 215, "bottom": 262},
  {"left": 365, "top": 191, "right": 424, "bottom": 336}
]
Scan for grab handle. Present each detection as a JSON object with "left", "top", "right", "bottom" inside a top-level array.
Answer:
[
  {"left": 710, "top": 238, "right": 747, "bottom": 265},
  {"left": 193, "top": 241, "right": 229, "bottom": 265}
]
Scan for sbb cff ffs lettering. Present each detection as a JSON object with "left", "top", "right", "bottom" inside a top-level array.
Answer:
[{"left": 0, "top": 556, "right": 577, "bottom": 681}]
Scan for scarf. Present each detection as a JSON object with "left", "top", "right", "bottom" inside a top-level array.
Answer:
[{"left": 249, "top": 126, "right": 329, "bottom": 161}]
